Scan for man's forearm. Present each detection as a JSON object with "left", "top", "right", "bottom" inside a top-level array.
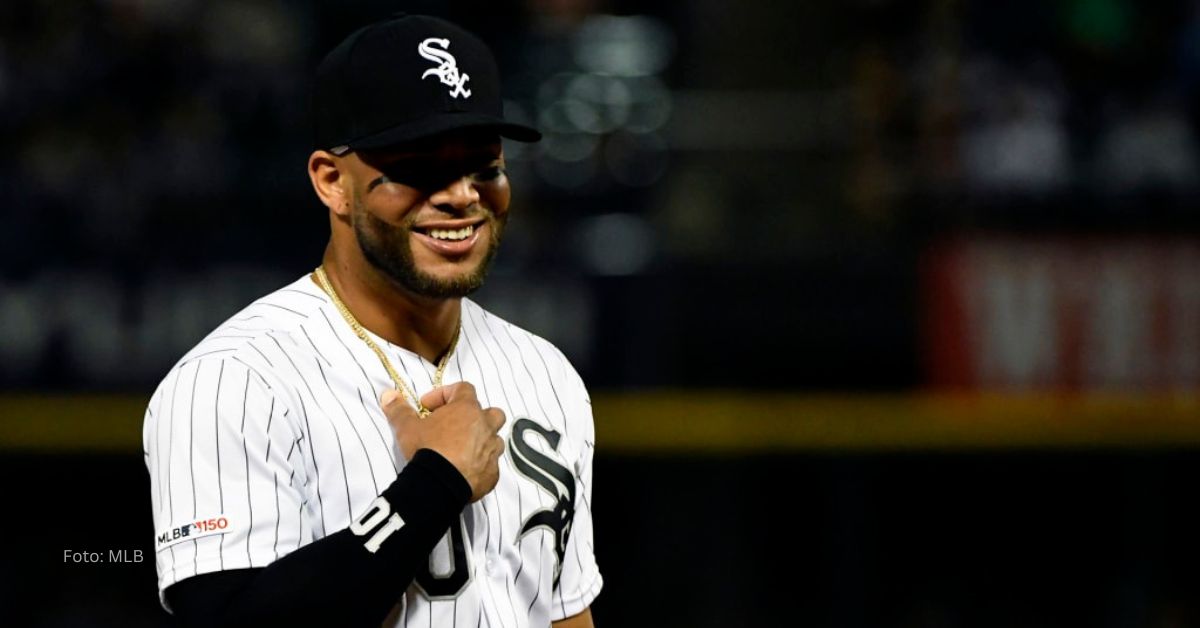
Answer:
[{"left": 167, "top": 449, "right": 470, "bottom": 628}]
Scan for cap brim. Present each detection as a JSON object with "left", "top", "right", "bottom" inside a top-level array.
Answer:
[{"left": 338, "top": 113, "right": 541, "bottom": 153}]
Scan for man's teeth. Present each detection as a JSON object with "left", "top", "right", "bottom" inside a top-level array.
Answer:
[{"left": 427, "top": 225, "right": 475, "bottom": 241}]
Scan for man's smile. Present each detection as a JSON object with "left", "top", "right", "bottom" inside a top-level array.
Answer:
[{"left": 412, "top": 222, "right": 486, "bottom": 257}]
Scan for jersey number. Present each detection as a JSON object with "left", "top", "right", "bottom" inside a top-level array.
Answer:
[
  {"left": 412, "top": 417, "right": 577, "bottom": 597},
  {"left": 415, "top": 516, "right": 471, "bottom": 598}
]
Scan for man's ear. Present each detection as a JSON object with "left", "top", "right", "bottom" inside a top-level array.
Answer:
[{"left": 308, "top": 150, "right": 353, "bottom": 217}]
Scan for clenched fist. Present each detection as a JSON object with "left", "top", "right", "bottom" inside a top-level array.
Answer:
[{"left": 382, "top": 382, "right": 505, "bottom": 502}]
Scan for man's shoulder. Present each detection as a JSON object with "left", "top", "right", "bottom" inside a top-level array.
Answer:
[
  {"left": 461, "top": 299, "right": 583, "bottom": 384},
  {"left": 462, "top": 298, "right": 564, "bottom": 358},
  {"left": 170, "top": 274, "right": 328, "bottom": 375}
]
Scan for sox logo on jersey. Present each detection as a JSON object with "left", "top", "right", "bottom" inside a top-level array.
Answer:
[
  {"left": 511, "top": 418, "right": 575, "bottom": 587},
  {"left": 145, "top": 275, "right": 601, "bottom": 627}
]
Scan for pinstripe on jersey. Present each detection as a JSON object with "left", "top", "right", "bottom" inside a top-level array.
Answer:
[{"left": 144, "top": 275, "right": 602, "bottom": 626}]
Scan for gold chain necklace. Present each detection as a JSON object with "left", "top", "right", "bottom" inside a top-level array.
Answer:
[{"left": 313, "top": 265, "right": 459, "bottom": 418}]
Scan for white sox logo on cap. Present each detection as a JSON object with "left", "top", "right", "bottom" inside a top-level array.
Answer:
[{"left": 418, "top": 38, "right": 471, "bottom": 98}]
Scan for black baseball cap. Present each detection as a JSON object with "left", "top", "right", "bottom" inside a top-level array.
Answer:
[{"left": 313, "top": 14, "right": 541, "bottom": 154}]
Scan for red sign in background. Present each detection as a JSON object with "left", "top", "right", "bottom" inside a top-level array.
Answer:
[{"left": 923, "top": 237, "right": 1200, "bottom": 391}]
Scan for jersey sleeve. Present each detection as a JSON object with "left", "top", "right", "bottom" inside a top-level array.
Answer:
[
  {"left": 144, "top": 356, "right": 306, "bottom": 608},
  {"left": 549, "top": 357, "right": 603, "bottom": 620}
]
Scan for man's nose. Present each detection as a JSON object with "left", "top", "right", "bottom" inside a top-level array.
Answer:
[{"left": 430, "top": 176, "right": 479, "bottom": 212}]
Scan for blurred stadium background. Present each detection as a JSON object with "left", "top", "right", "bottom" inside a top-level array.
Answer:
[{"left": 3, "top": 0, "right": 1200, "bottom": 625}]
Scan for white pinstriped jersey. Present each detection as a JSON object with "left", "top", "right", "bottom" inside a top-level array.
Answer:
[{"left": 144, "top": 275, "right": 602, "bottom": 627}]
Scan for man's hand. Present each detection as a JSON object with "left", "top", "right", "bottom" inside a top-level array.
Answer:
[{"left": 382, "top": 382, "right": 505, "bottom": 502}]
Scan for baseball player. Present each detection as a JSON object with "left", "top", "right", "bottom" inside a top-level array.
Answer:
[{"left": 143, "top": 14, "right": 600, "bottom": 628}]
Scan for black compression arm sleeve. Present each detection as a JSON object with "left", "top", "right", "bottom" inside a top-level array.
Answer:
[{"left": 166, "top": 449, "right": 471, "bottom": 628}]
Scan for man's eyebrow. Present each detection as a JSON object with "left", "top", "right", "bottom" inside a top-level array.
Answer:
[
  {"left": 364, "top": 157, "right": 501, "bottom": 191},
  {"left": 366, "top": 175, "right": 391, "bottom": 192}
]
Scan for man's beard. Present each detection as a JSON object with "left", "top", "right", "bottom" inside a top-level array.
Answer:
[{"left": 353, "top": 198, "right": 504, "bottom": 299}]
